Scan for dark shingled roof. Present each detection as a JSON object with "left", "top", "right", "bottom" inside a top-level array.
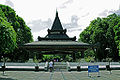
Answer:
[
  {"left": 51, "top": 11, "right": 63, "bottom": 30},
  {"left": 39, "top": 10, "right": 76, "bottom": 41},
  {"left": 24, "top": 41, "right": 90, "bottom": 46},
  {"left": 45, "top": 34, "right": 69, "bottom": 39},
  {"left": 19, "top": 41, "right": 94, "bottom": 51}
]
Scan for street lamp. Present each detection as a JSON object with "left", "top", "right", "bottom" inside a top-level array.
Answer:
[
  {"left": 1, "top": 56, "right": 5, "bottom": 75},
  {"left": 105, "top": 48, "right": 111, "bottom": 74},
  {"left": 105, "top": 48, "right": 110, "bottom": 51},
  {"left": 105, "top": 48, "right": 111, "bottom": 64}
]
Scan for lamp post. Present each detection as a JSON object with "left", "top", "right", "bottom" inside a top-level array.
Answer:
[
  {"left": 1, "top": 56, "right": 5, "bottom": 75},
  {"left": 105, "top": 48, "right": 110, "bottom": 64},
  {"left": 105, "top": 48, "right": 111, "bottom": 74}
]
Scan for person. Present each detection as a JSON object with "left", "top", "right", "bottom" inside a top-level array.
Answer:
[
  {"left": 57, "top": 59, "right": 58, "bottom": 62},
  {"left": 49, "top": 60, "right": 53, "bottom": 72}
]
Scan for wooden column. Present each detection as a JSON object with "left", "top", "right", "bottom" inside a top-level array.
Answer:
[
  {"left": 81, "top": 51, "right": 84, "bottom": 58},
  {"left": 72, "top": 52, "right": 76, "bottom": 62}
]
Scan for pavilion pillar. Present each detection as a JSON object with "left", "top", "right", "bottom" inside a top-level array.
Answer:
[
  {"left": 72, "top": 52, "right": 76, "bottom": 62},
  {"left": 81, "top": 51, "right": 84, "bottom": 58}
]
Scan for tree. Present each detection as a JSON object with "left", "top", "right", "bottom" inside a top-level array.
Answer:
[
  {"left": 16, "top": 16, "right": 33, "bottom": 44},
  {"left": 0, "top": 4, "right": 33, "bottom": 62},
  {"left": 0, "top": 4, "right": 33, "bottom": 44},
  {"left": 79, "top": 14, "right": 120, "bottom": 61},
  {"left": 0, "top": 17, "right": 16, "bottom": 59},
  {"left": 114, "top": 22, "right": 120, "bottom": 56},
  {"left": 8, "top": 48, "right": 29, "bottom": 62}
]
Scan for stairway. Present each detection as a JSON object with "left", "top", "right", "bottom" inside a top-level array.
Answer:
[{"left": 53, "top": 62, "right": 67, "bottom": 71}]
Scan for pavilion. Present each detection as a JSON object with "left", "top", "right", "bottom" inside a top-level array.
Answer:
[{"left": 19, "top": 11, "right": 97, "bottom": 61}]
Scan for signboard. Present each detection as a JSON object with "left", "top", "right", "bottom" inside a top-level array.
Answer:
[
  {"left": 88, "top": 65, "right": 100, "bottom": 77},
  {"left": 88, "top": 65, "right": 99, "bottom": 73}
]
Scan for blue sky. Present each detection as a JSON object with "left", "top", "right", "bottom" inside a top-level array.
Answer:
[{"left": 0, "top": 0, "right": 120, "bottom": 41}]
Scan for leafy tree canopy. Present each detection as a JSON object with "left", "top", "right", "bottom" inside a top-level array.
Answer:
[
  {"left": 0, "top": 17, "right": 16, "bottom": 55},
  {"left": 0, "top": 4, "right": 33, "bottom": 44},
  {"left": 79, "top": 13, "right": 120, "bottom": 61},
  {"left": 0, "top": 4, "right": 33, "bottom": 62}
]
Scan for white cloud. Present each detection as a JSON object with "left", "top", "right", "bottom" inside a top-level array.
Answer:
[
  {"left": 32, "top": 28, "right": 48, "bottom": 41},
  {"left": 0, "top": 0, "right": 5, "bottom": 4},
  {"left": 27, "top": 18, "right": 52, "bottom": 32},
  {"left": 59, "top": 0, "right": 73, "bottom": 9},
  {"left": 5, "top": 0, "right": 14, "bottom": 8}
]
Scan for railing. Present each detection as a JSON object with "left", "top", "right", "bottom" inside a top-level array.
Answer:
[
  {"left": 0, "top": 62, "right": 46, "bottom": 71},
  {"left": 67, "top": 62, "right": 120, "bottom": 71},
  {"left": 69, "top": 62, "right": 120, "bottom": 66},
  {"left": 0, "top": 62, "right": 120, "bottom": 71}
]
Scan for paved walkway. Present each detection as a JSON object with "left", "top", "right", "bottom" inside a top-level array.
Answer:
[{"left": 0, "top": 70, "right": 120, "bottom": 80}]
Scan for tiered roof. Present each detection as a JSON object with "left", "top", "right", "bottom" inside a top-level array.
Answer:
[
  {"left": 19, "top": 11, "right": 96, "bottom": 52},
  {"left": 38, "top": 11, "right": 76, "bottom": 41}
]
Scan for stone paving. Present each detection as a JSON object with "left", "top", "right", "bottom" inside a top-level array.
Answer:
[{"left": 0, "top": 70, "right": 120, "bottom": 80}]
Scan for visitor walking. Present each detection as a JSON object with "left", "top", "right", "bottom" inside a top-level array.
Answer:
[{"left": 49, "top": 60, "right": 53, "bottom": 72}]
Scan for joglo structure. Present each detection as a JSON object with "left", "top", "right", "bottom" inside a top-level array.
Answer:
[{"left": 19, "top": 11, "right": 97, "bottom": 61}]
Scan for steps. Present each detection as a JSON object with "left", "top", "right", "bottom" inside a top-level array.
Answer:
[{"left": 53, "top": 62, "right": 67, "bottom": 71}]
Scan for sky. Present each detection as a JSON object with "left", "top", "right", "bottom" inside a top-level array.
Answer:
[{"left": 0, "top": 0, "right": 120, "bottom": 41}]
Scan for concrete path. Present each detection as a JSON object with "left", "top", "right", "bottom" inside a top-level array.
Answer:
[{"left": 0, "top": 70, "right": 120, "bottom": 80}]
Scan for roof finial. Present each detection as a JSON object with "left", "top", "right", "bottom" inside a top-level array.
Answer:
[{"left": 56, "top": 9, "right": 58, "bottom": 17}]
